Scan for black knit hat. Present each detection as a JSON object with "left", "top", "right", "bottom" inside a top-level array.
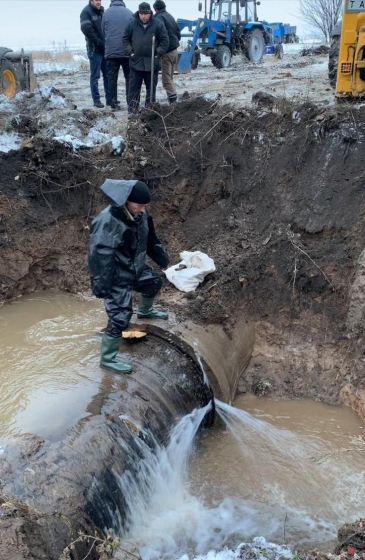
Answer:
[
  {"left": 127, "top": 181, "right": 151, "bottom": 204},
  {"left": 153, "top": 0, "right": 166, "bottom": 9},
  {"left": 139, "top": 2, "right": 152, "bottom": 13}
]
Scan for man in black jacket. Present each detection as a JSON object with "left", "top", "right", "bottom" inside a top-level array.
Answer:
[
  {"left": 153, "top": 0, "right": 180, "bottom": 104},
  {"left": 89, "top": 179, "right": 169, "bottom": 374},
  {"left": 102, "top": 0, "right": 133, "bottom": 110},
  {"left": 80, "top": 0, "right": 109, "bottom": 108},
  {"left": 122, "top": 2, "right": 169, "bottom": 113}
]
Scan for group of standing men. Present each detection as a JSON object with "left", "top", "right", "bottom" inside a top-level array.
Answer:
[{"left": 80, "top": 0, "right": 181, "bottom": 112}]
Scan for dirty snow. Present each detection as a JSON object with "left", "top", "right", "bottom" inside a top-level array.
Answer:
[
  {"left": 0, "top": 41, "right": 339, "bottom": 155},
  {"left": 0, "top": 132, "right": 22, "bottom": 153},
  {"left": 177, "top": 538, "right": 294, "bottom": 560}
]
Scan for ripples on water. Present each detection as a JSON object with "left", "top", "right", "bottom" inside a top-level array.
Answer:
[{"left": 0, "top": 292, "right": 104, "bottom": 440}]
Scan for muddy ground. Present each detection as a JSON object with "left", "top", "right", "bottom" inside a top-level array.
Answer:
[{"left": 1, "top": 47, "right": 365, "bottom": 558}]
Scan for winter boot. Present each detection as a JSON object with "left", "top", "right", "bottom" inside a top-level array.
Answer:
[
  {"left": 137, "top": 295, "right": 168, "bottom": 320},
  {"left": 100, "top": 333, "right": 132, "bottom": 374},
  {"left": 94, "top": 100, "right": 105, "bottom": 108},
  {"left": 168, "top": 94, "right": 177, "bottom": 104}
]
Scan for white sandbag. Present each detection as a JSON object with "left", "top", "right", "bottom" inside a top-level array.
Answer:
[{"left": 164, "top": 251, "right": 216, "bottom": 292}]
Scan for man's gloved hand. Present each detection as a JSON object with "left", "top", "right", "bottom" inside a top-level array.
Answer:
[{"left": 96, "top": 41, "right": 105, "bottom": 55}]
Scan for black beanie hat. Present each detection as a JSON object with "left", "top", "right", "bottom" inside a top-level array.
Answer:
[
  {"left": 127, "top": 181, "right": 151, "bottom": 204},
  {"left": 139, "top": 2, "right": 152, "bottom": 13},
  {"left": 153, "top": 0, "right": 166, "bottom": 9}
]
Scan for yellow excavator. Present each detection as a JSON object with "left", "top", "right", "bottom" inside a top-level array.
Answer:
[
  {"left": 329, "top": 0, "right": 365, "bottom": 97},
  {"left": 0, "top": 47, "right": 36, "bottom": 98}
]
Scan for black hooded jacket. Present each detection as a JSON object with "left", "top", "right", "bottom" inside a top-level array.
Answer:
[
  {"left": 122, "top": 13, "right": 169, "bottom": 71},
  {"left": 154, "top": 9, "right": 181, "bottom": 52},
  {"left": 80, "top": 1, "right": 105, "bottom": 54},
  {"left": 88, "top": 179, "right": 169, "bottom": 298}
]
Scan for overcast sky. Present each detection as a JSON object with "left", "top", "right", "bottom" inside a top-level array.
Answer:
[{"left": 0, "top": 0, "right": 307, "bottom": 49}]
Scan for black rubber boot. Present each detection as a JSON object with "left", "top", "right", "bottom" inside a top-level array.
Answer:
[
  {"left": 168, "top": 94, "right": 177, "bottom": 104},
  {"left": 137, "top": 295, "right": 168, "bottom": 320},
  {"left": 94, "top": 100, "right": 105, "bottom": 108},
  {"left": 100, "top": 333, "right": 132, "bottom": 374}
]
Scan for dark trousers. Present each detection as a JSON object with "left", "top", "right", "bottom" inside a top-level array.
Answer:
[
  {"left": 87, "top": 51, "right": 109, "bottom": 103},
  {"left": 127, "top": 67, "right": 159, "bottom": 113},
  {"left": 106, "top": 57, "right": 130, "bottom": 107},
  {"left": 104, "top": 266, "right": 163, "bottom": 337}
]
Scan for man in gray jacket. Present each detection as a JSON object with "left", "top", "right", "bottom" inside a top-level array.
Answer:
[{"left": 102, "top": 0, "right": 133, "bottom": 110}]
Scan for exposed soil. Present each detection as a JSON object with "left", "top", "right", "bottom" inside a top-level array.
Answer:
[{"left": 1, "top": 53, "right": 365, "bottom": 557}]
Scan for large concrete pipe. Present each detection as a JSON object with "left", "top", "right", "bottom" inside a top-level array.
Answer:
[{"left": 0, "top": 318, "right": 254, "bottom": 560}]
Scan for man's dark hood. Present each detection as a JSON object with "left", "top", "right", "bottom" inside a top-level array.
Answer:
[{"left": 100, "top": 179, "right": 138, "bottom": 207}]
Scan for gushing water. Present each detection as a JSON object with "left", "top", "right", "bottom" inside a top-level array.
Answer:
[
  {"left": 115, "top": 397, "right": 365, "bottom": 560},
  {"left": 117, "top": 403, "right": 212, "bottom": 546}
]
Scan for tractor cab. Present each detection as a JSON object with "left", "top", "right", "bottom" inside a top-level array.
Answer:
[{"left": 208, "top": 0, "right": 259, "bottom": 25}]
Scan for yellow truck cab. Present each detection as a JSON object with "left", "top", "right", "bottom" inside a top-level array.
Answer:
[{"left": 329, "top": 0, "right": 365, "bottom": 97}]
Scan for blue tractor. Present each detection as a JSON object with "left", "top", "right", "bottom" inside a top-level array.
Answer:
[{"left": 177, "top": 0, "right": 279, "bottom": 72}]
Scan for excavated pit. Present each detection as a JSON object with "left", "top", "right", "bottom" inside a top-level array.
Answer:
[{"left": 1, "top": 96, "right": 365, "bottom": 558}]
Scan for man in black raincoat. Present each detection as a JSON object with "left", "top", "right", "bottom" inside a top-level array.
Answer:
[{"left": 88, "top": 179, "right": 169, "bottom": 374}]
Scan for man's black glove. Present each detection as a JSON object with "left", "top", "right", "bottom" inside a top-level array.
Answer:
[{"left": 95, "top": 41, "right": 105, "bottom": 55}]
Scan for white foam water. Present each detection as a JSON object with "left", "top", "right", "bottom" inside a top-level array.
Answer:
[{"left": 115, "top": 399, "right": 364, "bottom": 560}]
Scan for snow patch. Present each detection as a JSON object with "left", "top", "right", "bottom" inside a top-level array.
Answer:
[
  {"left": 0, "top": 132, "right": 22, "bottom": 153},
  {"left": 35, "top": 87, "right": 68, "bottom": 108},
  {"left": 178, "top": 537, "right": 293, "bottom": 560},
  {"left": 53, "top": 128, "right": 126, "bottom": 153},
  {"left": 0, "top": 96, "right": 17, "bottom": 114}
]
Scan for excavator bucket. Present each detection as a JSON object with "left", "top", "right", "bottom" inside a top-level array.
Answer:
[{"left": 0, "top": 47, "right": 37, "bottom": 99}]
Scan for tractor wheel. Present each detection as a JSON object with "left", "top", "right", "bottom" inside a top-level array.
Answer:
[
  {"left": 213, "top": 45, "right": 231, "bottom": 69},
  {"left": 245, "top": 28, "right": 265, "bottom": 63},
  {"left": 0, "top": 59, "right": 22, "bottom": 98},
  {"left": 328, "top": 35, "right": 340, "bottom": 89}
]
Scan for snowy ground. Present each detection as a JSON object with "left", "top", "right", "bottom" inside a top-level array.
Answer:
[
  {"left": 0, "top": 42, "right": 334, "bottom": 154},
  {"left": 34, "top": 42, "right": 334, "bottom": 111}
]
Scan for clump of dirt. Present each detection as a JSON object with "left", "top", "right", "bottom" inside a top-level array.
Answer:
[
  {"left": 336, "top": 519, "right": 365, "bottom": 554},
  {"left": 301, "top": 45, "right": 330, "bottom": 56}
]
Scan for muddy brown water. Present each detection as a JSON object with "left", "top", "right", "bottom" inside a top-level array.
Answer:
[{"left": 0, "top": 292, "right": 364, "bottom": 551}]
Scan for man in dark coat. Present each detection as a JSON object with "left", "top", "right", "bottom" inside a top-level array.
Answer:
[
  {"left": 80, "top": 0, "right": 109, "bottom": 108},
  {"left": 122, "top": 2, "right": 169, "bottom": 113},
  {"left": 88, "top": 179, "right": 169, "bottom": 374},
  {"left": 153, "top": 0, "right": 180, "bottom": 104},
  {"left": 102, "top": 0, "right": 133, "bottom": 110}
]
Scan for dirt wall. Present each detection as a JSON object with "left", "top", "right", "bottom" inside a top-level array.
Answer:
[{"left": 1, "top": 97, "right": 365, "bottom": 412}]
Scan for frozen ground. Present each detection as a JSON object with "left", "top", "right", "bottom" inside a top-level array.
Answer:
[
  {"left": 0, "top": 43, "right": 333, "bottom": 154},
  {"left": 35, "top": 42, "right": 333, "bottom": 111}
]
